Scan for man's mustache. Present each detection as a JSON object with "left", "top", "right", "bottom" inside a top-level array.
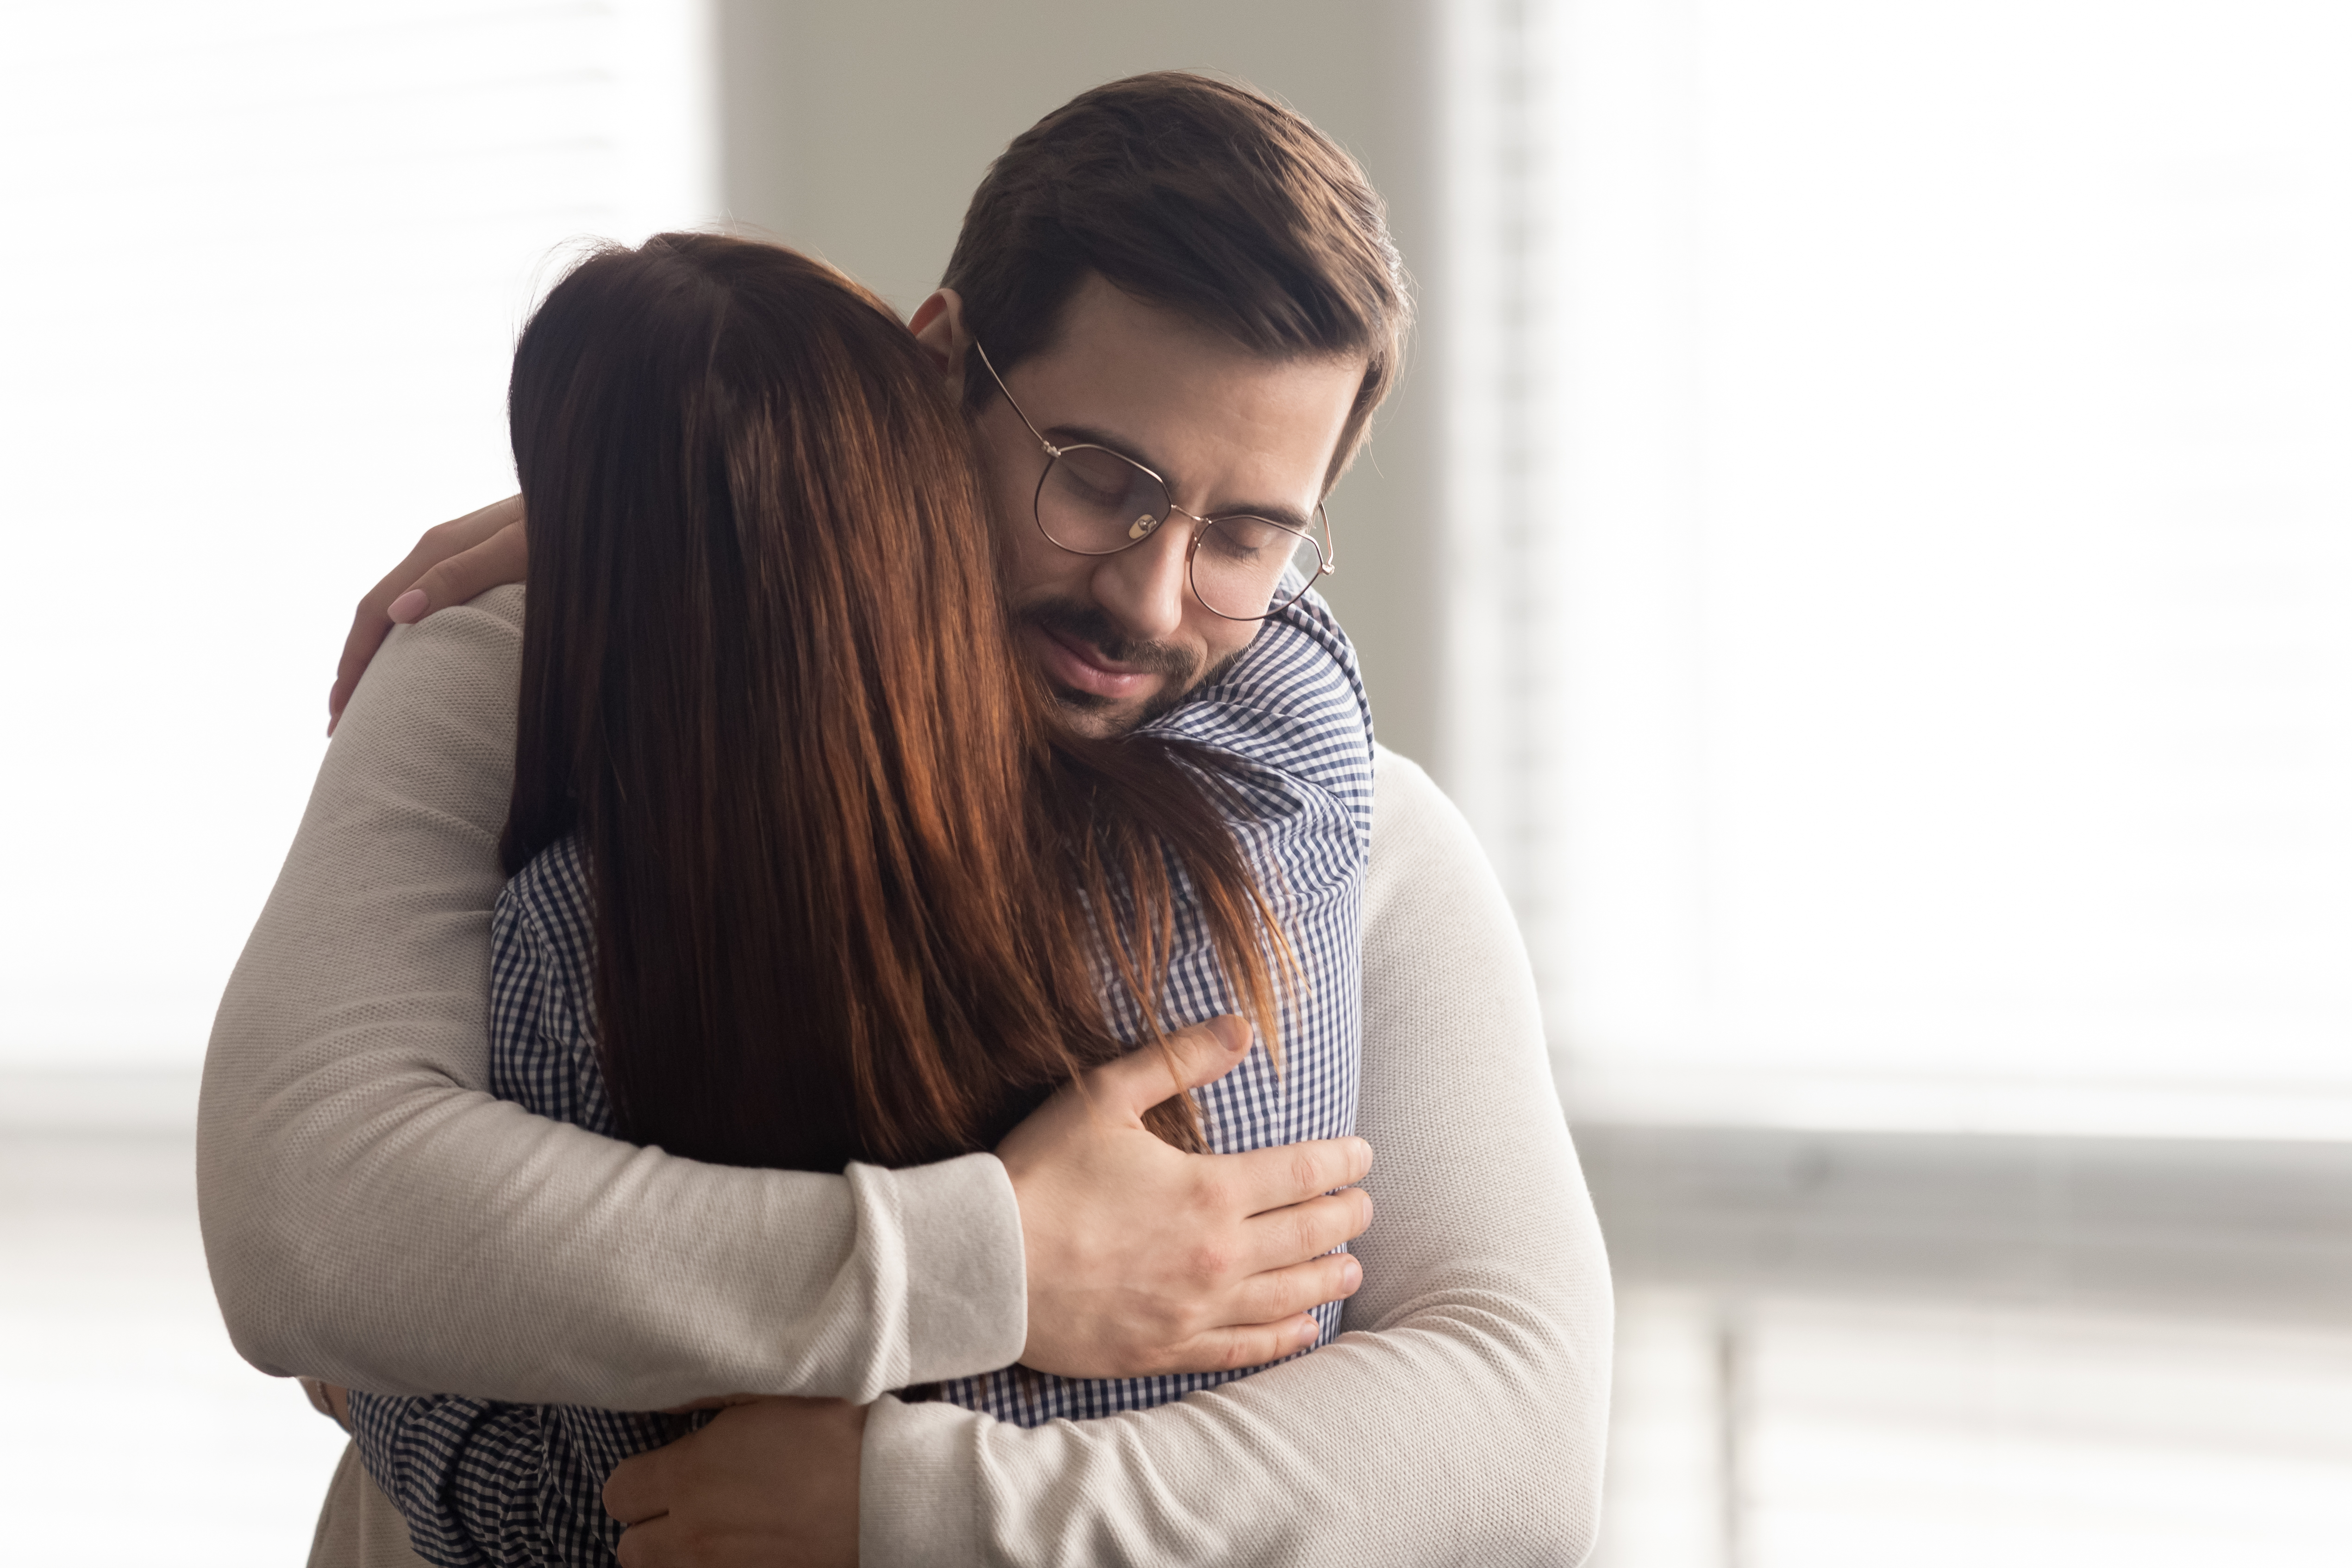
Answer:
[{"left": 1017, "top": 600, "right": 1201, "bottom": 687}]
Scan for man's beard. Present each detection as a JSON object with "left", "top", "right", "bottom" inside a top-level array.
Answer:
[{"left": 1017, "top": 598, "right": 1241, "bottom": 734}]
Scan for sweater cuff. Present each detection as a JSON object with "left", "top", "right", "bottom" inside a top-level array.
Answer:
[
  {"left": 881, "top": 1151, "right": 1028, "bottom": 1384},
  {"left": 861, "top": 1395, "right": 986, "bottom": 1567}
]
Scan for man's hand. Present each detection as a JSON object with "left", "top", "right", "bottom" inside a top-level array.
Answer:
[
  {"left": 1001, "top": 1016, "right": 1375, "bottom": 1379},
  {"left": 604, "top": 1398, "right": 863, "bottom": 1568},
  {"left": 328, "top": 495, "right": 529, "bottom": 733}
]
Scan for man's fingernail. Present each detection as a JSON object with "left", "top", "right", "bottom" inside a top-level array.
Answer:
[
  {"left": 1342, "top": 1257, "right": 1364, "bottom": 1289},
  {"left": 388, "top": 589, "right": 429, "bottom": 623}
]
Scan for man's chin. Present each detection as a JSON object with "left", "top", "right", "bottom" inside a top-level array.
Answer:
[
  {"left": 1045, "top": 682, "right": 1149, "bottom": 738},
  {"left": 1038, "top": 651, "right": 1243, "bottom": 737}
]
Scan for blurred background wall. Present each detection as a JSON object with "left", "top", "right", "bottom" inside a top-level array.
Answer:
[{"left": 3, "top": 1, "right": 2349, "bottom": 1563}]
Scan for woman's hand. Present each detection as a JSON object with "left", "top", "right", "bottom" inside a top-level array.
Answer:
[
  {"left": 299, "top": 1376, "right": 352, "bottom": 1430},
  {"left": 329, "top": 496, "right": 529, "bottom": 733},
  {"left": 999, "top": 1015, "right": 1375, "bottom": 1380},
  {"left": 604, "top": 1398, "right": 865, "bottom": 1568}
]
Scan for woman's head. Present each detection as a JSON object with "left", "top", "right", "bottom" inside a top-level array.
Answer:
[
  {"left": 507, "top": 237, "right": 1014, "bottom": 835},
  {"left": 504, "top": 234, "right": 1282, "bottom": 1171}
]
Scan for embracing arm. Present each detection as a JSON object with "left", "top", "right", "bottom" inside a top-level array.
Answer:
[
  {"left": 857, "top": 747, "right": 1613, "bottom": 1566},
  {"left": 204, "top": 582, "right": 1366, "bottom": 1409},
  {"left": 201, "top": 587, "right": 1025, "bottom": 1407}
]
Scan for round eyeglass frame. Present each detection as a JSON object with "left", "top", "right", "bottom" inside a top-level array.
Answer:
[{"left": 970, "top": 339, "right": 1337, "bottom": 623}]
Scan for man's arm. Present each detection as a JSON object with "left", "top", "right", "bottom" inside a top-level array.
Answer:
[
  {"left": 202, "top": 584, "right": 1367, "bottom": 1408},
  {"left": 848, "top": 747, "right": 1612, "bottom": 1566},
  {"left": 207, "top": 586, "right": 1018, "bottom": 1406}
]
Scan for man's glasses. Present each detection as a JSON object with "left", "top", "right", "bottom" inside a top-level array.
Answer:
[{"left": 972, "top": 341, "right": 1336, "bottom": 622}]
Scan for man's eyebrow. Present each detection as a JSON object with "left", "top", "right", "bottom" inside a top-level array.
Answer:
[{"left": 1044, "top": 422, "right": 1318, "bottom": 533}]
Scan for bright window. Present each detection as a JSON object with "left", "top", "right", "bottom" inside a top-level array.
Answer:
[
  {"left": 1457, "top": 0, "right": 2352, "bottom": 1137},
  {"left": 0, "top": 0, "right": 714, "bottom": 1067}
]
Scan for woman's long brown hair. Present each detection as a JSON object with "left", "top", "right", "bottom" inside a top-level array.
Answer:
[{"left": 502, "top": 233, "right": 1287, "bottom": 1171}]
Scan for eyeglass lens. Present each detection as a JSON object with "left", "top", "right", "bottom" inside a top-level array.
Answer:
[{"left": 1037, "top": 446, "right": 1323, "bottom": 620}]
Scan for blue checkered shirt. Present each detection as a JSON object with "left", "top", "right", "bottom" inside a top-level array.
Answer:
[{"left": 350, "top": 590, "right": 1373, "bottom": 1567}]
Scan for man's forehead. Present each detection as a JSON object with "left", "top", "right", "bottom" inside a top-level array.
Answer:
[{"left": 1012, "top": 281, "right": 1364, "bottom": 507}]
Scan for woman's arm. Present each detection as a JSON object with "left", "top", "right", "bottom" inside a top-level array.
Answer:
[
  {"left": 856, "top": 747, "right": 1613, "bottom": 1566},
  {"left": 200, "top": 586, "right": 1026, "bottom": 1408}
]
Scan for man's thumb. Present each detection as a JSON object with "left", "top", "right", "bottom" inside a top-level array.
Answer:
[{"left": 1093, "top": 1016, "right": 1252, "bottom": 1120}]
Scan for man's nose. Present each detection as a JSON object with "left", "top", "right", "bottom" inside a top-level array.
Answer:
[{"left": 1088, "top": 519, "right": 1194, "bottom": 642}]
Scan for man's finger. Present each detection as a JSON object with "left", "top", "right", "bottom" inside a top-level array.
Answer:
[
  {"left": 1224, "top": 1134, "right": 1374, "bottom": 1215},
  {"left": 1237, "top": 1186, "right": 1374, "bottom": 1275},
  {"left": 1161, "top": 1311, "right": 1327, "bottom": 1375},
  {"left": 1229, "top": 1246, "right": 1367, "bottom": 1325},
  {"left": 601, "top": 1441, "right": 675, "bottom": 1527},
  {"left": 1085, "top": 1015, "right": 1251, "bottom": 1122}
]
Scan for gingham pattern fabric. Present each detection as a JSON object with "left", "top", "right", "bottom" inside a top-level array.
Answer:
[{"left": 350, "top": 589, "right": 1372, "bottom": 1567}]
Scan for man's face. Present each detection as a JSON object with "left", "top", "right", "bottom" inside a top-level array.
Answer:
[{"left": 964, "top": 275, "right": 1364, "bottom": 737}]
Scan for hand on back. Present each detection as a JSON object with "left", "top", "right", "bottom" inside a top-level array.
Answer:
[{"left": 1001, "top": 1015, "right": 1373, "bottom": 1379}]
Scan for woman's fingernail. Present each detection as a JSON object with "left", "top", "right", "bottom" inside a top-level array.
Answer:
[{"left": 388, "top": 589, "right": 429, "bottom": 623}]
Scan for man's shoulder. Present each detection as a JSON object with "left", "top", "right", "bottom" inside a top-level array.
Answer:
[
  {"left": 397, "top": 582, "right": 526, "bottom": 651},
  {"left": 351, "top": 584, "right": 527, "bottom": 728},
  {"left": 1364, "top": 746, "right": 1499, "bottom": 931},
  {"left": 466, "top": 582, "right": 527, "bottom": 631}
]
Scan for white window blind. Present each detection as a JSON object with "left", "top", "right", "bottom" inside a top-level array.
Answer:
[
  {"left": 0, "top": 1, "right": 716, "bottom": 1067},
  {"left": 1449, "top": 0, "right": 2352, "bottom": 1138}
]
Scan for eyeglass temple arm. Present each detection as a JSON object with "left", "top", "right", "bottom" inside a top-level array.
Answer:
[{"left": 970, "top": 340, "right": 1058, "bottom": 456}]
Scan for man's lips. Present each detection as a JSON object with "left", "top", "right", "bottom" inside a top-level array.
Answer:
[{"left": 1026, "top": 625, "right": 1163, "bottom": 701}]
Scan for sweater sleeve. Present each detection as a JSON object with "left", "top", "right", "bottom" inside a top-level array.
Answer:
[
  {"left": 857, "top": 746, "right": 1614, "bottom": 1567},
  {"left": 196, "top": 586, "right": 1028, "bottom": 1408}
]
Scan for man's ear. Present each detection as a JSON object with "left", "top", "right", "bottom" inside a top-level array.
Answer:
[{"left": 907, "top": 288, "right": 971, "bottom": 399}]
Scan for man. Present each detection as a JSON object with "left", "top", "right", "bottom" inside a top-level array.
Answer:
[{"left": 205, "top": 74, "right": 1609, "bottom": 1565}]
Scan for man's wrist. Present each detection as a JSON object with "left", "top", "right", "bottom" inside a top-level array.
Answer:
[
  {"left": 859, "top": 1153, "right": 1027, "bottom": 1386},
  {"left": 860, "top": 1395, "right": 988, "bottom": 1568}
]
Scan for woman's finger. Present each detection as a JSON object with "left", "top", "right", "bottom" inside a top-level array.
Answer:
[
  {"left": 393, "top": 517, "right": 529, "bottom": 625},
  {"left": 328, "top": 496, "right": 524, "bottom": 732}
]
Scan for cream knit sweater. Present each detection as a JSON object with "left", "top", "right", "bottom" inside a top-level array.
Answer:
[{"left": 200, "top": 587, "right": 1611, "bottom": 1565}]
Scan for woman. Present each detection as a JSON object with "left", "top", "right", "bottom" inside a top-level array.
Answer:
[{"left": 344, "top": 233, "right": 1371, "bottom": 1564}]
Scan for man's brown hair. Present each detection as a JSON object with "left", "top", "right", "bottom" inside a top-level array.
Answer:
[{"left": 943, "top": 71, "right": 1412, "bottom": 491}]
